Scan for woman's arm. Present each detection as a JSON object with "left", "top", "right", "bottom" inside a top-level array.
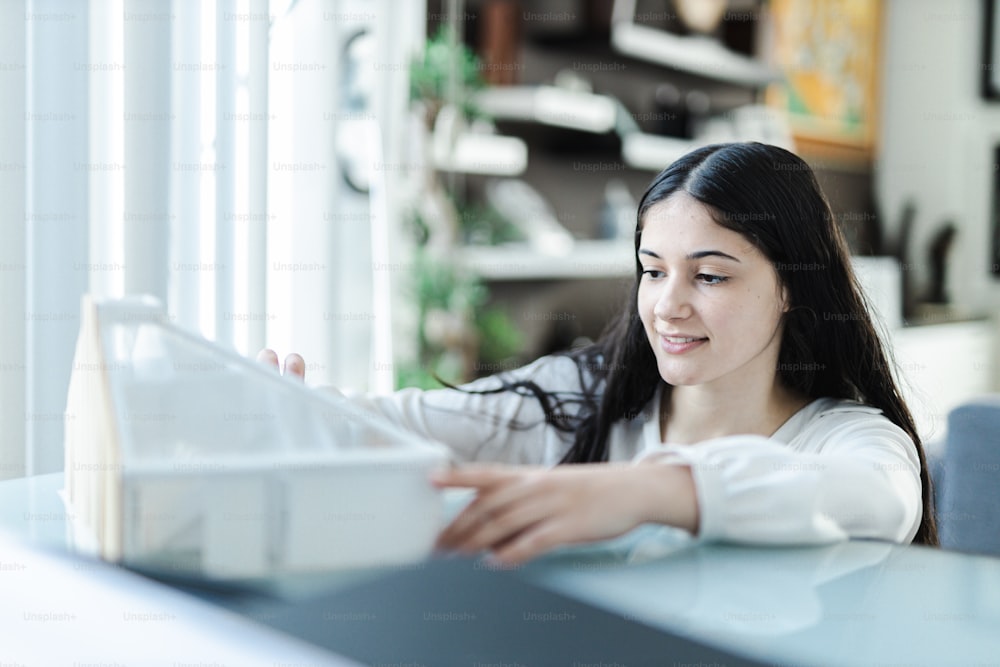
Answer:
[
  {"left": 434, "top": 409, "right": 922, "bottom": 563},
  {"left": 640, "top": 420, "right": 923, "bottom": 545},
  {"left": 433, "top": 462, "right": 698, "bottom": 565},
  {"left": 257, "top": 349, "right": 585, "bottom": 465}
]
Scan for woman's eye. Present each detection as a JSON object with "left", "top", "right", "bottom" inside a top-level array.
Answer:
[
  {"left": 641, "top": 268, "right": 665, "bottom": 279},
  {"left": 697, "top": 273, "right": 728, "bottom": 285}
]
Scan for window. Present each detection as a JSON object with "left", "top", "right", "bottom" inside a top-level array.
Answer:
[{"left": 0, "top": 0, "right": 419, "bottom": 478}]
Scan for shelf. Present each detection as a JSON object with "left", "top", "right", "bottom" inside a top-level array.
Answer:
[
  {"left": 622, "top": 132, "right": 701, "bottom": 171},
  {"left": 473, "top": 86, "right": 619, "bottom": 134},
  {"left": 610, "top": 22, "right": 781, "bottom": 88},
  {"left": 432, "top": 132, "right": 528, "bottom": 176},
  {"left": 621, "top": 105, "right": 795, "bottom": 171},
  {"left": 457, "top": 239, "right": 635, "bottom": 281},
  {"left": 430, "top": 105, "right": 528, "bottom": 176}
]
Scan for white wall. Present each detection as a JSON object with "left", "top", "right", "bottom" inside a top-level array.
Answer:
[
  {"left": 878, "top": 0, "right": 1000, "bottom": 314},
  {"left": 878, "top": 0, "right": 1000, "bottom": 420}
]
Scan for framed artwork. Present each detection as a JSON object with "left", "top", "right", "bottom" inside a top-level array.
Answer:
[
  {"left": 766, "top": 0, "right": 882, "bottom": 159},
  {"left": 983, "top": 0, "right": 1000, "bottom": 100}
]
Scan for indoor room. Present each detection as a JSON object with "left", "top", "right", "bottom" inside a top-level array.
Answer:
[{"left": 1, "top": 0, "right": 999, "bottom": 664}]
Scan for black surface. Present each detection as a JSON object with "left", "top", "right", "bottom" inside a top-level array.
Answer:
[{"left": 209, "top": 557, "right": 775, "bottom": 667}]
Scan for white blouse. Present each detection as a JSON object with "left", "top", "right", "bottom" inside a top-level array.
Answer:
[{"left": 344, "top": 354, "right": 923, "bottom": 545}]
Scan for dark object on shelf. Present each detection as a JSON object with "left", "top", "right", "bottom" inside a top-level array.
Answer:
[
  {"left": 653, "top": 83, "right": 689, "bottom": 137},
  {"left": 893, "top": 200, "right": 917, "bottom": 320},
  {"left": 651, "top": 83, "right": 712, "bottom": 138},
  {"left": 991, "top": 144, "right": 1000, "bottom": 275},
  {"left": 598, "top": 178, "right": 638, "bottom": 239},
  {"left": 981, "top": 0, "right": 1000, "bottom": 100},
  {"left": 480, "top": 0, "right": 521, "bottom": 85},
  {"left": 927, "top": 222, "right": 957, "bottom": 304},
  {"left": 855, "top": 190, "right": 884, "bottom": 256}
]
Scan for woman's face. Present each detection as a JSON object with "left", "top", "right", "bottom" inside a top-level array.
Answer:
[{"left": 637, "top": 192, "right": 788, "bottom": 391}]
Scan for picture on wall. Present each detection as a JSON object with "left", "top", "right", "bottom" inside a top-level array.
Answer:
[{"left": 766, "top": 0, "right": 881, "bottom": 157}]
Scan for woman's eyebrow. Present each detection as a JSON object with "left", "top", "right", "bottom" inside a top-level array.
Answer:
[
  {"left": 638, "top": 248, "right": 741, "bottom": 262},
  {"left": 687, "top": 250, "right": 741, "bottom": 262}
]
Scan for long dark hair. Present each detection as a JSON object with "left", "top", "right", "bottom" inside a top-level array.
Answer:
[{"left": 491, "top": 142, "right": 937, "bottom": 546}]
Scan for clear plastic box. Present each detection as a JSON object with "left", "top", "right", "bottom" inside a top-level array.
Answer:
[{"left": 64, "top": 296, "right": 450, "bottom": 579}]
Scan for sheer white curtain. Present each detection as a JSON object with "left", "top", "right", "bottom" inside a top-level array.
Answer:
[
  {"left": 0, "top": 0, "right": 28, "bottom": 481},
  {"left": 0, "top": 0, "right": 422, "bottom": 479}
]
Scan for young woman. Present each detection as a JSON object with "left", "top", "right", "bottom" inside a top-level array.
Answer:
[{"left": 261, "top": 142, "right": 937, "bottom": 564}]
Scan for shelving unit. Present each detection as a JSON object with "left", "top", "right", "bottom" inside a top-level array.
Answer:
[
  {"left": 457, "top": 6, "right": 780, "bottom": 233},
  {"left": 426, "top": 0, "right": 780, "bottom": 364},
  {"left": 458, "top": 239, "right": 634, "bottom": 281}
]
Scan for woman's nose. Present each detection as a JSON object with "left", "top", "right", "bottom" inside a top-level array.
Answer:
[{"left": 653, "top": 278, "right": 692, "bottom": 321}]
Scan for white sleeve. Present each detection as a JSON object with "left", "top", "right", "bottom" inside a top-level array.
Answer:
[
  {"left": 339, "top": 355, "right": 586, "bottom": 465},
  {"left": 636, "top": 416, "right": 923, "bottom": 545}
]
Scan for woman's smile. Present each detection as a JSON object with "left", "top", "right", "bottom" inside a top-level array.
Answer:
[{"left": 658, "top": 333, "right": 708, "bottom": 354}]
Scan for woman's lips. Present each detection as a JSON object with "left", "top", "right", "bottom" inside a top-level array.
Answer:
[{"left": 659, "top": 334, "right": 707, "bottom": 354}]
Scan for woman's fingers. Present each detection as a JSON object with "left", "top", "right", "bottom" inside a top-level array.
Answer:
[
  {"left": 450, "top": 499, "right": 553, "bottom": 555},
  {"left": 283, "top": 353, "right": 305, "bottom": 381},
  {"left": 256, "top": 348, "right": 280, "bottom": 370},
  {"left": 491, "top": 520, "right": 567, "bottom": 565},
  {"left": 431, "top": 465, "right": 535, "bottom": 549},
  {"left": 255, "top": 349, "right": 305, "bottom": 381},
  {"left": 438, "top": 480, "right": 551, "bottom": 553},
  {"left": 434, "top": 464, "right": 657, "bottom": 564},
  {"left": 430, "top": 464, "right": 517, "bottom": 490},
  {"left": 435, "top": 466, "right": 552, "bottom": 552}
]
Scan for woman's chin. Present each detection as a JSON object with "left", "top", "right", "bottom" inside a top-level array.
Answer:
[{"left": 658, "top": 367, "right": 703, "bottom": 387}]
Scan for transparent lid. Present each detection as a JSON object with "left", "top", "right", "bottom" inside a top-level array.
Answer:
[{"left": 95, "top": 298, "right": 445, "bottom": 469}]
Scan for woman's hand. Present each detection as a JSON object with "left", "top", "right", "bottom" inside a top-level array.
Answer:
[
  {"left": 256, "top": 349, "right": 306, "bottom": 381},
  {"left": 432, "top": 462, "right": 698, "bottom": 565}
]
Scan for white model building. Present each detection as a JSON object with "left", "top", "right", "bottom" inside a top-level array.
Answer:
[{"left": 64, "top": 296, "right": 449, "bottom": 579}]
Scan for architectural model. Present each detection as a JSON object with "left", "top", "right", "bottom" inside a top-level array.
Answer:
[{"left": 64, "top": 296, "right": 449, "bottom": 579}]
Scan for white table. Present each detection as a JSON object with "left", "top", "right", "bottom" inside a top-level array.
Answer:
[{"left": 3, "top": 472, "right": 1000, "bottom": 666}]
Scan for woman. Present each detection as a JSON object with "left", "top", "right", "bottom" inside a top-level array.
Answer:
[{"left": 262, "top": 142, "right": 937, "bottom": 564}]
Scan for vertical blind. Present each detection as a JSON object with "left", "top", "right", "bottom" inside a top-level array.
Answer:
[{"left": 0, "top": 0, "right": 424, "bottom": 479}]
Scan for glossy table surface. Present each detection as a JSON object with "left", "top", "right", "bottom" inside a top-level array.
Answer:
[{"left": 2, "top": 472, "right": 1000, "bottom": 667}]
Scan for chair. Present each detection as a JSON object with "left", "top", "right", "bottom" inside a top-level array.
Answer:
[{"left": 933, "top": 397, "right": 1000, "bottom": 556}]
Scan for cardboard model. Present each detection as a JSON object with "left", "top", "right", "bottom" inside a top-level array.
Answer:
[{"left": 64, "top": 296, "right": 450, "bottom": 579}]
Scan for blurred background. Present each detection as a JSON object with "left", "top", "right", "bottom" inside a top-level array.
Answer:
[{"left": 2, "top": 0, "right": 999, "bottom": 478}]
